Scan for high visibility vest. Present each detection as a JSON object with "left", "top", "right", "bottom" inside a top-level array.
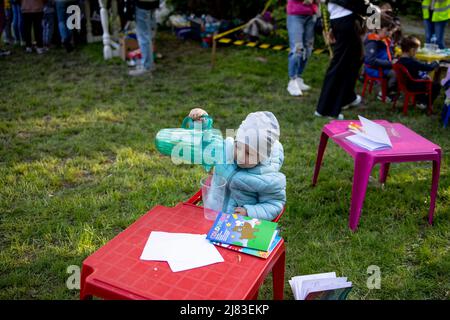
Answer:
[{"left": 423, "top": 0, "right": 450, "bottom": 22}]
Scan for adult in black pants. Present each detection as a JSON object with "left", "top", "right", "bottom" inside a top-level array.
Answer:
[
  {"left": 20, "top": 0, "right": 45, "bottom": 54},
  {"left": 315, "top": 0, "right": 375, "bottom": 119}
]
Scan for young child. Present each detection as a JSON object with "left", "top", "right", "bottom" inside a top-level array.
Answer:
[
  {"left": 185, "top": 108, "right": 286, "bottom": 221},
  {"left": 364, "top": 13, "right": 397, "bottom": 101},
  {"left": 397, "top": 35, "right": 441, "bottom": 109}
]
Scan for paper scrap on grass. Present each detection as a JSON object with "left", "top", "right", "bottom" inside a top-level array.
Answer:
[{"left": 140, "top": 231, "right": 224, "bottom": 272}]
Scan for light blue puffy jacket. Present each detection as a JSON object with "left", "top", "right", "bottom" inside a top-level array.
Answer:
[{"left": 213, "top": 137, "right": 286, "bottom": 221}]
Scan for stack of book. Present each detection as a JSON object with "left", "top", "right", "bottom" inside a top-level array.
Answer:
[
  {"left": 206, "top": 212, "right": 281, "bottom": 259},
  {"left": 289, "top": 272, "right": 352, "bottom": 300}
]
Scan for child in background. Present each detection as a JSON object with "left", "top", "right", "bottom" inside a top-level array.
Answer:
[
  {"left": 441, "top": 68, "right": 450, "bottom": 126},
  {"left": 21, "top": 0, "right": 46, "bottom": 54},
  {"left": 397, "top": 35, "right": 441, "bottom": 109},
  {"left": 363, "top": 13, "right": 397, "bottom": 102},
  {"left": 182, "top": 108, "right": 286, "bottom": 221},
  {"left": 42, "top": 0, "right": 54, "bottom": 50}
]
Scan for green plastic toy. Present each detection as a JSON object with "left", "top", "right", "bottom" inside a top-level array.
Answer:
[{"left": 155, "top": 115, "right": 224, "bottom": 171}]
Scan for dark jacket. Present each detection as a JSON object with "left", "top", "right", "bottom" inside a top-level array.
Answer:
[
  {"left": 397, "top": 57, "right": 439, "bottom": 80},
  {"left": 136, "top": 0, "right": 160, "bottom": 10},
  {"left": 329, "top": 0, "right": 372, "bottom": 16},
  {"left": 364, "top": 33, "right": 393, "bottom": 77}
]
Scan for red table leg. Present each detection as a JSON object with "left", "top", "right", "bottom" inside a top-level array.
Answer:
[
  {"left": 272, "top": 248, "right": 285, "bottom": 300},
  {"left": 250, "top": 289, "right": 259, "bottom": 300},
  {"left": 312, "top": 131, "right": 329, "bottom": 186},
  {"left": 428, "top": 151, "right": 441, "bottom": 225},
  {"left": 379, "top": 163, "right": 390, "bottom": 184},
  {"left": 79, "top": 264, "right": 94, "bottom": 300},
  {"left": 349, "top": 154, "right": 374, "bottom": 231}
]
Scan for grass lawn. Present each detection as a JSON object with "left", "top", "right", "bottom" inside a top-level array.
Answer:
[{"left": 0, "top": 32, "right": 449, "bottom": 300}]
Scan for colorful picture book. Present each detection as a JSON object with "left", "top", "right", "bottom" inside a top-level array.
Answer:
[
  {"left": 289, "top": 272, "right": 352, "bottom": 300},
  {"left": 212, "top": 231, "right": 282, "bottom": 259},
  {"left": 206, "top": 212, "right": 279, "bottom": 252}
]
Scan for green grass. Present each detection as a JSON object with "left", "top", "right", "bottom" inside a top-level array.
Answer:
[{"left": 0, "top": 33, "right": 449, "bottom": 300}]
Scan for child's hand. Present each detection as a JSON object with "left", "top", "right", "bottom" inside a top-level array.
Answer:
[
  {"left": 188, "top": 108, "right": 208, "bottom": 121},
  {"left": 234, "top": 207, "right": 247, "bottom": 216}
]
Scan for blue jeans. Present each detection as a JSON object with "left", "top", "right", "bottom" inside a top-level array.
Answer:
[
  {"left": 42, "top": 10, "right": 55, "bottom": 47},
  {"left": 55, "top": 0, "right": 76, "bottom": 44},
  {"left": 11, "top": 2, "right": 24, "bottom": 43},
  {"left": 287, "top": 14, "right": 316, "bottom": 79},
  {"left": 424, "top": 19, "right": 448, "bottom": 49},
  {"left": 135, "top": 7, "right": 154, "bottom": 70}
]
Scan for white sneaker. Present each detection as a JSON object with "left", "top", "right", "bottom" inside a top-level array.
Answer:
[
  {"left": 314, "top": 111, "right": 344, "bottom": 120},
  {"left": 342, "top": 95, "right": 362, "bottom": 110},
  {"left": 314, "top": 111, "right": 324, "bottom": 117},
  {"left": 25, "top": 47, "right": 32, "bottom": 53},
  {"left": 128, "top": 66, "right": 152, "bottom": 77},
  {"left": 417, "top": 103, "right": 427, "bottom": 110},
  {"left": 295, "top": 77, "right": 311, "bottom": 91},
  {"left": 287, "top": 79, "right": 303, "bottom": 96},
  {"left": 36, "top": 47, "right": 45, "bottom": 55}
]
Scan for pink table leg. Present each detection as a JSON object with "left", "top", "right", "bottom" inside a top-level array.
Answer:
[
  {"left": 379, "top": 163, "right": 390, "bottom": 184},
  {"left": 349, "top": 154, "right": 374, "bottom": 231},
  {"left": 312, "top": 131, "right": 329, "bottom": 186},
  {"left": 272, "top": 249, "right": 285, "bottom": 300},
  {"left": 428, "top": 151, "right": 441, "bottom": 225}
]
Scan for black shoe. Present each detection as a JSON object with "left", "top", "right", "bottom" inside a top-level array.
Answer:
[{"left": 63, "top": 41, "right": 74, "bottom": 53}]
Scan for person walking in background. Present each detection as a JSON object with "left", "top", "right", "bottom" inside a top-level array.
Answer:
[
  {"left": 315, "top": 0, "right": 375, "bottom": 119},
  {"left": 21, "top": 0, "right": 45, "bottom": 54},
  {"left": 422, "top": 0, "right": 449, "bottom": 49},
  {"left": 55, "top": 0, "right": 76, "bottom": 52},
  {"left": 42, "top": 0, "right": 54, "bottom": 50},
  {"left": 3, "top": 0, "right": 14, "bottom": 45},
  {"left": 129, "top": 0, "right": 160, "bottom": 76},
  {"left": 10, "top": 0, "right": 24, "bottom": 45},
  {"left": 286, "top": 0, "right": 319, "bottom": 96}
]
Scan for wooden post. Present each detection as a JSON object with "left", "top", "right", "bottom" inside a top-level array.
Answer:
[{"left": 211, "top": 33, "right": 217, "bottom": 70}]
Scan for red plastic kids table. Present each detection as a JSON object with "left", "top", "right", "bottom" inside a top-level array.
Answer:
[
  {"left": 79, "top": 202, "right": 285, "bottom": 300},
  {"left": 312, "top": 120, "right": 441, "bottom": 231}
]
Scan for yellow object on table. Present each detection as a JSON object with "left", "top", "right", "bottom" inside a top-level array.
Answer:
[{"left": 416, "top": 52, "right": 450, "bottom": 63}]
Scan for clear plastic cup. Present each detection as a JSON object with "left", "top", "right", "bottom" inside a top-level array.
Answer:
[{"left": 201, "top": 174, "right": 227, "bottom": 221}]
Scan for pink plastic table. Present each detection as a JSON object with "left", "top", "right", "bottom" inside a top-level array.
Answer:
[
  {"left": 79, "top": 202, "right": 285, "bottom": 300},
  {"left": 312, "top": 120, "right": 441, "bottom": 231}
]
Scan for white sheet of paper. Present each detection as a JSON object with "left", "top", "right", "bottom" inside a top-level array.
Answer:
[
  {"left": 140, "top": 231, "right": 224, "bottom": 273},
  {"left": 345, "top": 116, "right": 392, "bottom": 151},
  {"left": 358, "top": 115, "right": 392, "bottom": 146},
  {"left": 290, "top": 272, "right": 337, "bottom": 300},
  {"left": 346, "top": 134, "right": 390, "bottom": 151}
]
